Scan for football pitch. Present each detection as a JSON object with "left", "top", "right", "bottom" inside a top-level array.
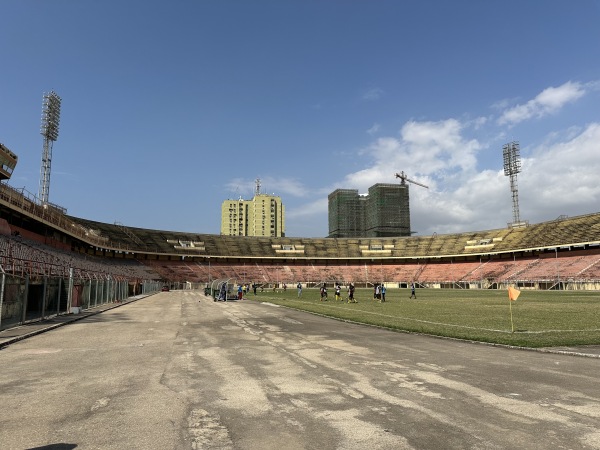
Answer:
[{"left": 251, "top": 288, "right": 600, "bottom": 348}]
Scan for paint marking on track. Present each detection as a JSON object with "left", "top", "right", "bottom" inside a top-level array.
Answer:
[
  {"left": 280, "top": 317, "right": 303, "bottom": 325},
  {"left": 262, "top": 302, "right": 281, "bottom": 308}
]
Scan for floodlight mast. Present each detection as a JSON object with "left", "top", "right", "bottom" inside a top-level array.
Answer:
[
  {"left": 39, "top": 90, "right": 61, "bottom": 205},
  {"left": 502, "top": 141, "right": 523, "bottom": 226}
]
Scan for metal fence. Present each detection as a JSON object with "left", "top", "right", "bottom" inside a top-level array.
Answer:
[{"left": 0, "top": 266, "right": 162, "bottom": 331}]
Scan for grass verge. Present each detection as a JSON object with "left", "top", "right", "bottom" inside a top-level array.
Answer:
[{"left": 249, "top": 288, "right": 600, "bottom": 348}]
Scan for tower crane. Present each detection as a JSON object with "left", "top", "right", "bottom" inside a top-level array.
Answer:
[{"left": 394, "top": 171, "right": 429, "bottom": 189}]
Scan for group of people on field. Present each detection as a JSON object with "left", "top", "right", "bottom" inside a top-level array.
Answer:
[
  {"left": 319, "top": 282, "right": 357, "bottom": 303},
  {"left": 229, "top": 280, "right": 417, "bottom": 302},
  {"left": 373, "top": 283, "right": 386, "bottom": 302},
  {"left": 317, "top": 281, "right": 416, "bottom": 302},
  {"left": 235, "top": 282, "right": 260, "bottom": 299}
]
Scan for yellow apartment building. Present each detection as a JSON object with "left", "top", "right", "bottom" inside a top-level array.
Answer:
[{"left": 221, "top": 193, "right": 285, "bottom": 237}]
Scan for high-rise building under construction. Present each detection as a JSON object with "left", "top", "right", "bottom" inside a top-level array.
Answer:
[
  {"left": 328, "top": 183, "right": 411, "bottom": 238},
  {"left": 328, "top": 189, "right": 365, "bottom": 238}
]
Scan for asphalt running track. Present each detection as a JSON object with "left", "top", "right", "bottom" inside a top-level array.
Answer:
[{"left": 1, "top": 291, "right": 599, "bottom": 450}]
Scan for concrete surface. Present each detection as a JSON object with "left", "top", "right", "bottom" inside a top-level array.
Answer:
[
  {"left": 0, "top": 296, "right": 147, "bottom": 349},
  {"left": 0, "top": 290, "right": 599, "bottom": 449}
]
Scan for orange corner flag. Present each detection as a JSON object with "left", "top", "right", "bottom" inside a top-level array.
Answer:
[{"left": 508, "top": 286, "right": 521, "bottom": 302}]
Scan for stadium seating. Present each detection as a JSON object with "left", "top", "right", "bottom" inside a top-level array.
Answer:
[
  {"left": 59, "top": 211, "right": 600, "bottom": 287},
  {"left": 2, "top": 181, "right": 600, "bottom": 289},
  {"left": 0, "top": 234, "right": 157, "bottom": 281}
]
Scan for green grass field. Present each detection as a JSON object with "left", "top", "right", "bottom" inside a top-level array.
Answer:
[{"left": 249, "top": 287, "right": 600, "bottom": 348}]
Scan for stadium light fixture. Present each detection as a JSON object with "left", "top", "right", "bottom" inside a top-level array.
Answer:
[
  {"left": 502, "top": 141, "right": 526, "bottom": 227},
  {"left": 39, "top": 91, "right": 61, "bottom": 204}
]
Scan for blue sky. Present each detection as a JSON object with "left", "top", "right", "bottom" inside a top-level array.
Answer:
[{"left": 1, "top": 1, "right": 599, "bottom": 237}]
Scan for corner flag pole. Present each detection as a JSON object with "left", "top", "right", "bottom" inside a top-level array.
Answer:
[
  {"left": 507, "top": 286, "right": 520, "bottom": 333},
  {"left": 509, "top": 299, "right": 515, "bottom": 333}
]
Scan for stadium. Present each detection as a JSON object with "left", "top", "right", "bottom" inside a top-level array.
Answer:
[
  {"left": 2, "top": 94, "right": 600, "bottom": 330},
  {"left": 2, "top": 165, "right": 600, "bottom": 331}
]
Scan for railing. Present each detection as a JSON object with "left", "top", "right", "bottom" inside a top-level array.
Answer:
[
  {"left": 0, "top": 183, "right": 109, "bottom": 247},
  {"left": 0, "top": 267, "right": 163, "bottom": 332}
]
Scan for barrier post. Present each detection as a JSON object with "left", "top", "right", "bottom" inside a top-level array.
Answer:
[{"left": 0, "top": 268, "right": 5, "bottom": 330}]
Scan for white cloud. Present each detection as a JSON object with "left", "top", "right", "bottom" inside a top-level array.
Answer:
[
  {"left": 288, "top": 118, "right": 483, "bottom": 235},
  {"left": 411, "top": 169, "right": 510, "bottom": 235},
  {"left": 285, "top": 80, "right": 600, "bottom": 237},
  {"left": 470, "top": 116, "right": 488, "bottom": 130},
  {"left": 224, "top": 178, "right": 253, "bottom": 198},
  {"left": 362, "top": 87, "right": 383, "bottom": 101},
  {"left": 498, "top": 81, "right": 586, "bottom": 126},
  {"left": 225, "top": 176, "right": 308, "bottom": 199},
  {"left": 266, "top": 178, "right": 308, "bottom": 198},
  {"left": 366, "top": 123, "right": 381, "bottom": 135},
  {"left": 491, "top": 97, "right": 518, "bottom": 111},
  {"left": 413, "top": 122, "right": 600, "bottom": 235},
  {"left": 522, "top": 123, "right": 600, "bottom": 213},
  {"left": 286, "top": 198, "right": 328, "bottom": 219},
  {"left": 358, "top": 119, "right": 480, "bottom": 187},
  {"left": 288, "top": 118, "right": 600, "bottom": 237}
]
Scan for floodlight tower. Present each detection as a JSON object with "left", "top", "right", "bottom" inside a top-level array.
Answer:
[
  {"left": 502, "top": 141, "right": 523, "bottom": 226},
  {"left": 39, "top": 90, "right": 62, "bottom": 205}
]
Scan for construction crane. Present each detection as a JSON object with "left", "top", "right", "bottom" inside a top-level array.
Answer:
[{"left": 394, "top": 171, "right": 429, "bottom": 189}]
